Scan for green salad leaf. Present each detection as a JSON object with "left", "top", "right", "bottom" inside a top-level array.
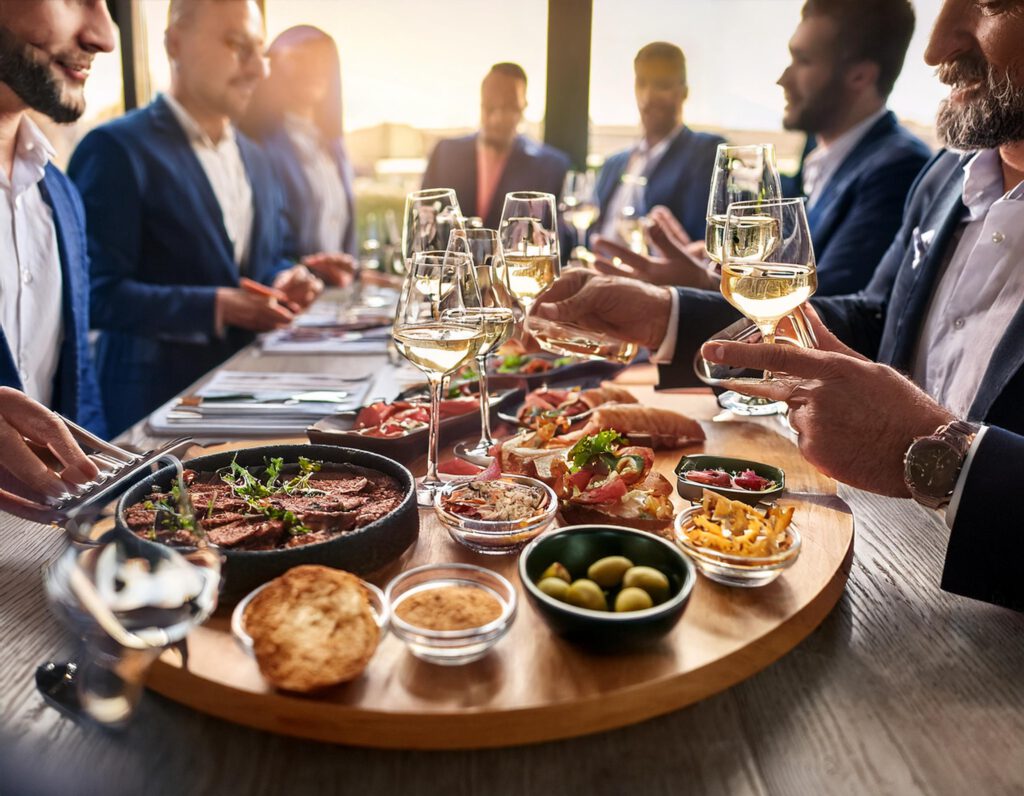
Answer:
[{"left": 567, "top": 430, "right": 626, "bottom": 472}]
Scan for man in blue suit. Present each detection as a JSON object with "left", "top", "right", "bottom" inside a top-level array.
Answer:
[
  {"left": 0, "top": 0, "right": 114, "bottom": 440},
  {"left": 421, "top": 63, "right": 570, "bottom": 231},
  {"left": 593, "top": 42, "right": 724, "bottom": 247},
  {"left": 591, "top": 2, "right": 930, "bottom": 297},
  {"left": 69, "top": 0, "right": 322, "bottom": 434},
  {"left": 534, "top": 0, "right": 1024, "bottom": 611}
]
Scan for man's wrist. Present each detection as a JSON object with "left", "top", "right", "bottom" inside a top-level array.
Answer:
[
  {"left": 650, "top": 288, "right": 679, "bottom": 362},
  {"left": 903, "top": 419, "right": 980, "bottom": 510}
]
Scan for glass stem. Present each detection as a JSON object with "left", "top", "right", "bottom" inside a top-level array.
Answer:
[
  {"left": 425, "top": 374, "right": 443, "bottom": 484},
  {"left": 476, "top": 355, "right": 493, "bottom": 448},
  {"left": 758, "top": 321, "right": 778, "bottom": 380}
]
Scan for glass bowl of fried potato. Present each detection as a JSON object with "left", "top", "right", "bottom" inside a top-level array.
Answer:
[{"left": 673, "top": 490, "right": 801, "bottom": 587}]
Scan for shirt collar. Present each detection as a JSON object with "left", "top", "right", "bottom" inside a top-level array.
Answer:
[
  {"left": 961, "top": 148, "right": 1024, "bottom": 219},
  {"left": 162, "top": 92, "right": 236, "bottom": 150},
  {"left": 638, "top": 124, "right": 685, "bottom": 159},
  {"left": 803, "top": 107, "right": 888, "bottom": 175},
  {"left": 1, "top": 114, "right": 56, "bottom": 196}
]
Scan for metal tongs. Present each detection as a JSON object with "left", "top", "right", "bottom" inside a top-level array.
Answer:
[{"left": 44, "top": 417, "right": 194, "bottom": 540}]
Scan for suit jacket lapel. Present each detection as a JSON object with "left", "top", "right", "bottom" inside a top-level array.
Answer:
[
  {"left": 38, "top": 167, "right": 81, "bottom": 414},
  {"left": 150, "top": 97, "right": 238, "bottom": 282},
  {"left": 0, "top": 330, "right": 21, "bottom": 392},
  {"left": 806, "top": 113, "right": 897, "bottom": 241},
  {"left": 878, "top": 161, "right": 968, "bottom": 367}
]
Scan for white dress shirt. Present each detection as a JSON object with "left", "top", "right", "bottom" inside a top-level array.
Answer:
[
  {"left": 912, "top": 148, "right": 1024, "bottom": 418},
  {"left": 163, "top": 93, "right": 254, "bottom": 268},
  {"left": 599, "top": 125, "right": 685, "bottom": 240},
  {"left": 800, "top": 107, "right": 888, "bottom": 209},
  {"left": 0, "top": 115, "right": 64, "bottom": 406},
  {"left": 283, "top": 113, "right": 349, "bottom": 254}
]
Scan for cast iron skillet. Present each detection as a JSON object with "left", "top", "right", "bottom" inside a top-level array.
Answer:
[{"left": 115, "top": 444, "right": 418, "bottom": 602}]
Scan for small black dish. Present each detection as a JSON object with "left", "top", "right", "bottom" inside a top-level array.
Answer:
[
  {"left": 115, "top": 444, "right": 418, "bottom": 602},
  {"left": 675, "top": 454, "right": 785, "bottom": 505},
  {"left": 518, "top": 525, "right": 695, "bottom": 648}
]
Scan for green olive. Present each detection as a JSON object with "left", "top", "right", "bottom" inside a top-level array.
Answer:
[
  {"left": 540, "top": 562, "right": 572, "bottom": 584},
  {"left": 586, "top": 556, "right": 634, "bottom": 589},
  {"left": 622, "top": 566, "right": 671, "bottom": 604},
  {"left": 614, "top": 587, "right": 654, "bottom": 612},
  {"left": 537, "top": 577, "right": 570, "bottom": 601},
  {"left": 565, "top": 579, "right": 608, "bottom": 611}
]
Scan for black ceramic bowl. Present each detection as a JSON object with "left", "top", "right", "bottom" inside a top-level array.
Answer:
[
  {"left": 115, "top": 444, "right": 418, "bottom": 602},
  {"left": 518, "top": 525, "right": 696, "bottom": 648}
]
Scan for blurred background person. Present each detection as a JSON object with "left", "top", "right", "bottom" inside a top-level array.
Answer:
[
  {"left": 590, "top": 1, "right": 929, "bottom": 297},
  {"left": 69, "top": 0, "right": 322, "bottom": 435},
  {"left": 240, "top": 24, "right": 357, "bottom": 287},
  {"left": 594, "top": 42, "right": 724, "bottom": 247},
  {"left": 421, "top": 62, "right": 570, "bottom": 230},
  {"left": 0, "top": 0, "right": 114, "bottom": 436}
]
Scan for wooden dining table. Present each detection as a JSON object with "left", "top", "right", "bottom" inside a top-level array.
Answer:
[{"left": 1, "top": 331, "right": 1022, "bottom": 796}]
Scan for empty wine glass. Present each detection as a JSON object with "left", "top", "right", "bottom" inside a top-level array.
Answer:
[
  {"left": 401, "top": 188, "right": 465, "bottom": 273},
  {"left": 561, "top": 170, "right": 600, "bottom": 261},
  {"left": 448, "top": 229, "right": 516, "bottom": 464},
  {"left": 499, "top": 191, "right": 560, "bottom": 318},
  {"left": 615, "top": 174, "right": 648, "bottom": 255},
  {"left": 393, "top": 251, "right": 485, "bottom": 505},
  {"left": 37, "top": 535, "right": 221, "bottom": 728}
]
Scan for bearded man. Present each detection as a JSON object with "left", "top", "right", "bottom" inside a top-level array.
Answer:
[
  {"left": 535, "top": 0, "right": 1024, "bottom": 610},
  {"left": 0, "top": 0, "right": 114, "bottom": 434}
]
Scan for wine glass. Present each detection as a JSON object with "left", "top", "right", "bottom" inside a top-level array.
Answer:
[
  {"left": 703, "top": 144, "right": 793, "bottom": 414},
  {"left": 37, "top": 535, "right": 221, "bottom": 728},
  {"left": 718, "top": 198, "right": 817, "bottom": 388},
  {"left": 401, "top": 188, "right": 465, "bottom": 274},
  {"left": 615, "top": 174, "right": 648, "bottom": 255},
  {"left": 705, "top": 144, "right": 783, "bottom": 267},
  {"left": 498, "top": 191, "right": 560, "bottom": 318},
  {"left": 448, "top": 229, "right": 516, "bottom": 464},
  {"left": 393, "top": 251, "right": 485, "bottom": 505},
  {"left": 561, "top": 170, "right": 600, "bottom": 261}
]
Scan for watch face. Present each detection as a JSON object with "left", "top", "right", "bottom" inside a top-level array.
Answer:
[{"left": 906, "top": 439, "right": 962, "bottom": 498}]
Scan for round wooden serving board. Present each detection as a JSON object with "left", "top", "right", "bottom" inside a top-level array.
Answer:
[{"left": 146, "top": 390, "right": 854, "bottom": 749}]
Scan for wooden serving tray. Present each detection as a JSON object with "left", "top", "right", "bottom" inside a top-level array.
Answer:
[{"left": 147, "top": 391, "right": 854, "bottom": 749}]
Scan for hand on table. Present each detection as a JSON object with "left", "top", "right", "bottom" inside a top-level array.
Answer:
[
  {"left": 0, "top": 388, "right": 99, "bottom": 521},
  {"left": 302, "top": 252, "right": 356, "bottom": 287},
  {"left": 531, "top": 269, "right": 674, "bottom": 351},
  {"left": 273, "top": 264, "right": 324, "bottom": 309},
  {"left": 701, "top": 306, "right": 955, "bottom": 497},
  {"left": 216, "top": 287, "right": 295, "bottom": 332},
  {"left": 590, "top": 208, "right": 716, "bottom": 289}
]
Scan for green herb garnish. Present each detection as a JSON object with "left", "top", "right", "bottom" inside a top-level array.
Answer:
[{"left": 567, "top": 430, "right": 626, "bottom": 472}]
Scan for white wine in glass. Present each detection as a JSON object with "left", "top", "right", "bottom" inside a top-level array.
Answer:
[
  {"left": 393, "top": 251, "right": 484, "bottom": 505},
  {"left": 706, "top": 213, "right": 781, "bottom": 264},
  {"left": 499, "top": 192, "right": 560, "bottom": 315},
  {"left": 445, "top": 228, "right": 517, "bottom": 463},
  {"left": 561, "top": 170, "right": 599, "bottom": 259},
  {"left": 705, "top": 144, "right": 783, "bottom": 267},
  {"left": 720, "top": 198, "right": 817, "bottom": 382}
]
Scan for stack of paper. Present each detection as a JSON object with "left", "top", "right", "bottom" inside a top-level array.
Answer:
[{"left": 147, "top": 370, "right": 371, "bottom": 436}]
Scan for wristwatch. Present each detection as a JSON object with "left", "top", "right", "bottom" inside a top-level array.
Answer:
[{"left": 903, "top": 420, "right": 980, "bottom": 510}]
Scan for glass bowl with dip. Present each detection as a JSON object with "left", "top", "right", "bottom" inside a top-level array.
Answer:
[{"left": 385, "top": 563, "right": 517, "bottom": 665}]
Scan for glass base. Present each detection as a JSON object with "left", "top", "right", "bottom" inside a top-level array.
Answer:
[
  {"left": 453, "top": 440, "right": 495, "bottom": 466},
  {"left": 717, "top": 390, "right": 787, "bottom": 417}
]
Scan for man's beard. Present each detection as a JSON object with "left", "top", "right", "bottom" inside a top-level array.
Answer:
[
  {"left": 783, "top": 67, "right": 847, "bottom": 135},
  {"left": 936, "top": 54, "right": 1024, "bottom": 151},
  {"left": 0, "top": 27, "right": 85, "bottom": 123}
]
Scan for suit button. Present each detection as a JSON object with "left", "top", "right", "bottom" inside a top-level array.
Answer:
[{"left": 992, "top": 231, "right": 1005, "bottom": 244}]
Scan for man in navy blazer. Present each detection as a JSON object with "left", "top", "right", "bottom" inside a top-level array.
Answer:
[
  {"left": 0, "top": 0, "right": 114, "bottom": 437},
  {"left": 421, "top": 63, "right": 570, "bottom": 231},
  {"left": 69, "top": 0, "right": 322, "bottom": 434},
  {"left": 593, "top": 42, "right": 724, "bottom": 246},
  {"left": 590, "top": 2, "right": 929, "bottom": 297},
  {"left": 533, "top": 0, "right": 1024, "bottom": 611}
]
